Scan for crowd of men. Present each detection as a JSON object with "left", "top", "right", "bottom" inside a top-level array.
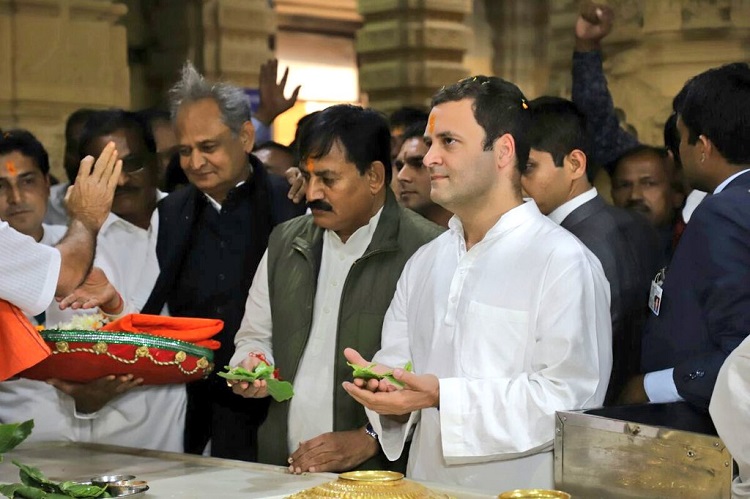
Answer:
[{"left": 0, "top": 1, "right": 748, "bottom": 495}]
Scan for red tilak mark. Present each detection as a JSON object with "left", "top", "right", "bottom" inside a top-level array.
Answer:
[{"left": 428, "top": 115, "right": 436, "bottom": 135}]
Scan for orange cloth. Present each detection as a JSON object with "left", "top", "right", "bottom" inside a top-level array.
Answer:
[
  {"left": 102, "top": 313, "right": 222, "bottom": 350},
  {"left": 0, "top": 299, "right": 51, "bottom": 380}
]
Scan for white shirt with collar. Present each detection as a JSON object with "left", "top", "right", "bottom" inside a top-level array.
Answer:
[
  {"left": 644, "top": 168, "right": 750, "bottom": 404},
  {"left": 367, "top": 201, "right": 612, "bottom": 493},
  {"left": 547, "top": 186, "right": 598, "bottom": 225},
  {"left": 204, "top": 181, "right": 246, "bottom": 212},
  {"left": 231, "top": 207, "right": 383, "bottom": 453}
]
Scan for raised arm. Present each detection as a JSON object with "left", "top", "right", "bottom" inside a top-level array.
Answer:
[
  {"left": 54, "top": 143, "right": 121, "bottom": 297},
  {"left": 572, "top": 1, "right": 639, "bottom": 168}
]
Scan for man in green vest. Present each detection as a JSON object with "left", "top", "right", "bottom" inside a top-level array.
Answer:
[{"left": 228, "top": 104, "right": 443, "bottom": 473}]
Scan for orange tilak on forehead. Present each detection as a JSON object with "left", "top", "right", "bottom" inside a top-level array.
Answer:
[
  {"left": 5, "top": 161, "right": 17, "bottom": 176},
  {"left": 305, "top": 158, "right": 316, "bottom": 174},
  {"left": 428, "top": 115, "right": 436, "bottom": 135}
]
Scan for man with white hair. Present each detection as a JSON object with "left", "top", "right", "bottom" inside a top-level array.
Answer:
[{"left": 142, "top": 62, "right": 304, "bottom": 460}]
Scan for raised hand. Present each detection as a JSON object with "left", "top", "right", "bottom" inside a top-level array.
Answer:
[
  {"left": 575, "top": 1, "right": 614, "bottom": 51},
  {"left": 254, "top": 59, "right": 301, "bottom": 126},
  {"left": 285, "top": 167, "right": 306, "bottom": 204},
  {"left": 65, "top": 142, "right": 122, "bottom": 232}
]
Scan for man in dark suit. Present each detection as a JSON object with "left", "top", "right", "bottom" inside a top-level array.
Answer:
[
  {"left": 521, "top": 96, "right": 659, "bottom": 404},
  {"left": 622, "top": 63, "right": 750, "bottom": 410},
  {"left": 142, "top": 62, "right": 304, "bottom": 460}
]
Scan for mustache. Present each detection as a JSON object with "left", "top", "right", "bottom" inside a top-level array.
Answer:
[
  {"left": 307, "top": 200, "right": 333, "bottom": 212},
  {"left": 625, "top": 200, "right": 650, "bottom": 212},
  {"left": 114, "top": 186, "right": 140, "bottom": 195}
]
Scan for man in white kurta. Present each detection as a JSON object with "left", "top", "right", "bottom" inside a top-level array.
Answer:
[
  {"left": 0, "top": 201, "right": 185, "bottom": 452},
  {"left": 343, "top": 76, "right": 612, "bottom": 493},
  {"left": 710, "top": 335, "right": 750, "bottom": 498}
]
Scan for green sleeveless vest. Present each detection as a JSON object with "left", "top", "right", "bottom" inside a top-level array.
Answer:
[{"left": 257, "top": 190, "right": 444, "bottom": 469}]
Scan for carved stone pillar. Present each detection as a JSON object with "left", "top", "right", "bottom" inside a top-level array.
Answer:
[
  {"left": 201, "top": 0, "right": 274, "bottom": 88},
  {"left": 483, "top": 0, "right": 550, "bottom": 98},
  {"left": 356, "top": 0, "right": 473, "bottom": 113},
  {"left": 604, "top": 0, "right": 750, "bottom": 145},
  {"left": 0, "top": 0, "right": 129, "bottom": 179}
]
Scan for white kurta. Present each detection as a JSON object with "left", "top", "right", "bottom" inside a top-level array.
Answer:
[
  {"left": 710, "top": 335, "right": 750, "bottom": 499},
  {"left": 0, "top": 220, "right": 60, "bottom": 315},
  {"left": 232, "top": 210, "right": 381, "bottom": 453},
  {"left": 367, "top": 201, "right": 612, "bottom": 493},
  {"left": 0, "top": 206, "right": 186, "bottom": 453}
]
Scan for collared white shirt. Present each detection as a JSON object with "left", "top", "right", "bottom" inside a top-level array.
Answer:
[
  {"left": 547, "top": 187, "right": 598, "bottom": 225},
  {"left": 0, "top": 220, "right": 61, "bottom": 315},
  {"left": 232, "top": 208, "right": 383, "bottom": 454},
  {"left": 204, "top": 181, "right": 247, "bottom": 212},
  {"left": 367, "top": 201, "right": 612, "bottom": 493},
  {"left": 714, "top": 168, "right": 750, "bottom": 194},
  {"left": 682, "top": 190, "right": 707, "bottom": 223}
]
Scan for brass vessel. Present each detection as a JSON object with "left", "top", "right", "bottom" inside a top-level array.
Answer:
[{"left": 287, "top": 470, "right": 450, "bottom": 498}]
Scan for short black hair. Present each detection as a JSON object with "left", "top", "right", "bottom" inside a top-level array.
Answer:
[
  {"left": 389, "top": 107, "right": 429, "bottom": 130},
  {"left": 65, "top": 108, "right": 97, "bottom": 143},
  {"left": 64, "top": 108, "right": 97, "bottom": 182},
  {"left": 289, "top": 111, "right": 320, "bottom": 154},
  {"left": 431, "top": 75, "right": 530, "bottom": 170},
  {"left": 253, "top": 140, "right": 293, "bottom": 155},
  {"left": 78, "top": 109, "right": 157, "bottom": 159},
  {"left": 663, "top": 112, "right": 681, "bottom": 168},
  {"left": 675, "top": 62, "right": 750, "bottom": 165},
  {"left": 297, "top": 104, "right": 392, "bottom": 184},
  {"left": 612, "top": 144, "right": 669, "bottom": 174},
  {"left": 527, "top": 97, "right": 595, "bottom": 182},
  {"left": 400, "top": 121, "right": 428, "bottom": 142},
  {"left": 0, "top": 129, "right": 50, "bottom": 175}
]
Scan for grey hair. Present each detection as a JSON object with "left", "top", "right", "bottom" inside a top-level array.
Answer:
[{"left": 168, "top": 61, "right": 252, "bottom": 135}]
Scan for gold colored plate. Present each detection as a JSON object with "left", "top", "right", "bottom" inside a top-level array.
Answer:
[{"left": 339, "top": 471, "right": 405, "bottom": 482}]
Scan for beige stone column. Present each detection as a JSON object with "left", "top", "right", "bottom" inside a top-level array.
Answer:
[
  {"left": 0, "top": 0, "right": 129, "bottom": 179},
  {"left": 356, "top": 0, "right": 473, "bottom": 114},
  {"left": 201, "top": 0, "right": 274, "bottom": 88},
  {"left": 483, "top": 0, "right": 550, "bottom": 99}
]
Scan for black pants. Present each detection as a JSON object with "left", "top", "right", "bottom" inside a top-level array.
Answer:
[{"left": 184, "top": 378, "right": 270, "bottom": 461}]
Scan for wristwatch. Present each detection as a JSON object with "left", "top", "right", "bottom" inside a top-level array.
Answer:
[{"left": 364, "top": 422, "right": 379, "bottom": 440}]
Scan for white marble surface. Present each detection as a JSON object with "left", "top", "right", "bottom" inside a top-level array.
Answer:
[{"left": 0, "top": 442, "right": 492, "bottom": 498}]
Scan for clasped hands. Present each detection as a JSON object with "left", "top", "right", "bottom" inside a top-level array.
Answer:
[{"left": 342, "top": 348, "right": 439, "bottom": 417}]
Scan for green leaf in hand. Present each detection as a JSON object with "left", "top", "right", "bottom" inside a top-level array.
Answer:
[
  {"left": 0, "top": 420, "right": 33, "bottom": 462},
  {"left": 348, "top": 361, "right": 413, "bottom": 388},
  {"left": 265, "top": 379, "right": 294, "bottom": 402},
  {"left": 218, "top": 363, "right": 294, "bottom": 402}
]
